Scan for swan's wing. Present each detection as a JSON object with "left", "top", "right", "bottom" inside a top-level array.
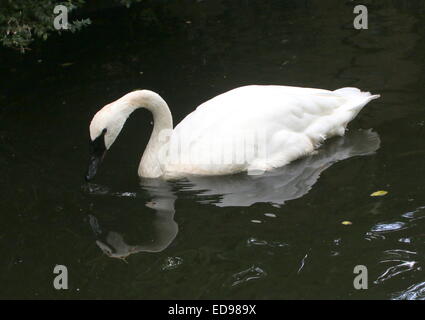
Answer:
[
  {"left": 168, "top": 85, "right": 378, "bottom": 174},
  {"left": 173, "top": 85, "right": 373, "bottom": 142}
]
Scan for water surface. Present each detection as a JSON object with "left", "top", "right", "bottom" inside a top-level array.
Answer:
[{"left": 1, "top": 0, "right": 425, "bottom": 299}]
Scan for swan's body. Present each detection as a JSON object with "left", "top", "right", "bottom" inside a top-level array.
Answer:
[{"left": 87, "top": 85, "right": 379, "bottom": 180}]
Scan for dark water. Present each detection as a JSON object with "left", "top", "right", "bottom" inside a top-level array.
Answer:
[{"left": 1, "top": 0, "right": 425, "bottom": 299}]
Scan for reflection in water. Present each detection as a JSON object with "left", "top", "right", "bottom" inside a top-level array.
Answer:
[
  {"left": 85, "top": 129, "right": 380, "bottom": 260},
  {"left": 179, "top": 129, "right": 381, "bottom": 207},
  {"left": 88, "top": 179, "right": 178, "bottom": 260}
]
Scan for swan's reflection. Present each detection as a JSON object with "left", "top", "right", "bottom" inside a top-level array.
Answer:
[
  {"left": 178, "top": 129, "right": 380, "bottom": 207},
  {"left": 88, "top": 129, "right": 379, "bottom": 259},
  {"left": 90, "top": 179, "right": 178, "bottom": 260}
]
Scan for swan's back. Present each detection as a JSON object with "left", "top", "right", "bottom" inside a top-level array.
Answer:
[{"left": 166, "top": 85, "right": 379, "bottom": 177}]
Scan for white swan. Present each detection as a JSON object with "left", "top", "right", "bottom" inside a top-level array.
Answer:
[{"left": 86, "top": 85, "right": 380, "bottom": 180}]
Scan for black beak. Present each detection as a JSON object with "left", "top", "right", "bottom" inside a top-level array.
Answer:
[{"left": 85, "top": 129, "right": 107, "bottom": 181}]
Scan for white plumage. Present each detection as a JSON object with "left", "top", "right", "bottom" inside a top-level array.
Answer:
[{"left": 88, "top": 85, "right": 380, "bottom": 180}]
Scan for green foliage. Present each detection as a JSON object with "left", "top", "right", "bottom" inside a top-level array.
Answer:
[{"left": 0, "top": 0, "right": 142, "bottom": 53}]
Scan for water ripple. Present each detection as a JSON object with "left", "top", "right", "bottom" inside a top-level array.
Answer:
[
  {"left": 246, "top": 237, "right": 288, "bottom": 248},
  {"left": 366, "top": 221, "right": 408, "bottom": 241},
  {"left": 114, "top": 191, "right": 137, "bottom": 198},
  {"left": 382, "top": 249, "right": 417, "bottom": 260},
  {"left": 229, "top": 266, "right": 267, "bottom": 287},
  {"left": 162, "top": 257, "right": 183, "bottom": 271},
  {"left": 375, "top": 260, "right": 419, "bottom": 284},
  {"left": 375, "top": 249, "right": 420, "bottom": 284},
  {"left": 82, "top": 183, "right": 110, "bottom": 195},
  {"left": 402, "top": 206, "right": 425, "bottom": 221},
  {"left": 371, "top": 221, "right": 407, "bottom": 233},
  {"left": 392, "top": 281, "right": 425, "bottom": 300}
]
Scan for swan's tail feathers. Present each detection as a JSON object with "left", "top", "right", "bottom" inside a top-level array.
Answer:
[
  {"left": 334, "top": 87, "right": 381, "bottom": 101},
  {"left": 369, "top": 94, "right": 381, "bottom": 101},
  {"left": 334, "top": 87, "right": 380, "bottom": 119}
]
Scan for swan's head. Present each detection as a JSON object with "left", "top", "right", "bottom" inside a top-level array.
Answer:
[
  {"left": 86, "top": 103, "right": 128, "bottom": 181},
  {"left": 85, "top": 90, "right": 172, "bottom": 181}
]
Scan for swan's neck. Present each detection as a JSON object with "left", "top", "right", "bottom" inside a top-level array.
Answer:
[{"left": 121, "top": 90, "right": 173, "bottom": 178}]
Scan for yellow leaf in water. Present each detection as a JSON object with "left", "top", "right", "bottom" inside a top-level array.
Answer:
[
  {"left": 370, "top": 190, "right": 388, "bottom": 197},
  {"left": 341, "top": 221, "right": 352, "bottom": 226}
]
